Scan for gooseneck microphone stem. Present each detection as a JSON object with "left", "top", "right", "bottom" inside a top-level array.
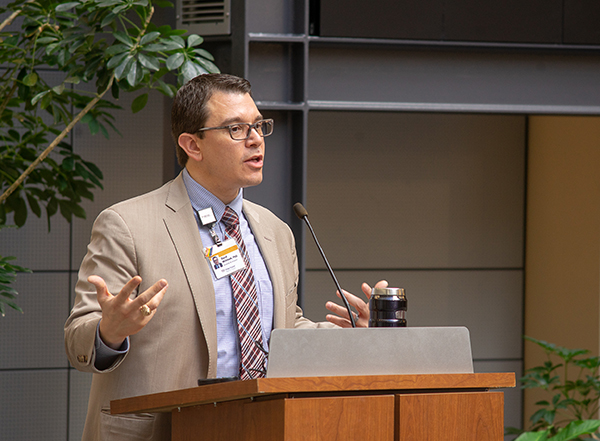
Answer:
[{"left": 293, "top": 203, "right": 356, "bottom": 328}]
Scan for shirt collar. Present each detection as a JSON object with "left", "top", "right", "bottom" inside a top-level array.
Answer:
[{"left": 182, "top": 168, "right": 244, "bottom": 222}]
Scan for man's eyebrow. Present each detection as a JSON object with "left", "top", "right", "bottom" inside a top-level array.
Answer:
[{"left": 218, "top": 114, "right": 264, "bottom": 126}]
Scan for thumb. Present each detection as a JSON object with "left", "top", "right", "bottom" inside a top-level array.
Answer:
[
  {"left": 88, "top": 275, "right": 110, "bottom": 300},
  {"left": 373, "top": 280, "right": 388, "bottom": 289}
]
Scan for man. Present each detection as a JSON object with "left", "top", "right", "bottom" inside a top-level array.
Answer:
[{"left": 65, "top": 73, "right": 386, "bottom": 440}]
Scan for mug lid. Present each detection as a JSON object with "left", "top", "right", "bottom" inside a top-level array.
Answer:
[{"left": 372, "top": 287, "right": 405, "bottom": 297}]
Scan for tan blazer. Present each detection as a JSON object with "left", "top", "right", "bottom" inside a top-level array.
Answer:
[{"left": 65, "top": 173, "right": 327, "bottom": 441}]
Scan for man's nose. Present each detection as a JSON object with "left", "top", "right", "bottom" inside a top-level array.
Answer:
[{"left": 245, "top": 127, "right": 263, "bottom": 145}]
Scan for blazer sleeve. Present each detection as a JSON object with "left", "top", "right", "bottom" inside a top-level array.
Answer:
[{"left": 64, "top": 208, "right": 139, "bottom": 373}]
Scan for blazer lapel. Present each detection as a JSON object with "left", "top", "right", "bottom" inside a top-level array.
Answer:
[
  {"left": 243, "top": 201, "right": 288, "bottom": 330},
  {"left": 164, "top": 173, "right": 218, "bottom": 378}
]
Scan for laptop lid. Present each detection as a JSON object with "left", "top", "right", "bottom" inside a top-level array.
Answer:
[{"left": 266, "top": 327, "right": 474, "bottom": 378}]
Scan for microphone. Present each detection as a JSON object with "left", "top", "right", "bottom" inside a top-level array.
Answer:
[{"left": 293, "top": 203, "right": 356, "bottom": 327}]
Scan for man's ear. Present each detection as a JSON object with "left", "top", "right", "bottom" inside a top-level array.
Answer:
[{"left": 178, "top": 133, "right": 203, "bottom": 161}]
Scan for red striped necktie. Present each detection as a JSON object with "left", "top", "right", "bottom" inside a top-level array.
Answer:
[{"left": 221, "top": 206, "right": 266, "bottom": 379}]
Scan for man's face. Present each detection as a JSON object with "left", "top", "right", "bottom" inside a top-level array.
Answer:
[{"left": 193, "top": 91, "right": 265, "bottom": 203}]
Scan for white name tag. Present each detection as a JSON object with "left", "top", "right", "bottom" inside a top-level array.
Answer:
[
  {"left": 198, "top": 207, "right": 217, "bottom": 226},
  {"left": 205, "top": 238, "right": 245, "bottom": 279}
]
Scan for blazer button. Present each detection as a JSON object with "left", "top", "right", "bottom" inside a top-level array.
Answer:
[{"left": 77, "top": 355, "right": 88, "bottom": 363}]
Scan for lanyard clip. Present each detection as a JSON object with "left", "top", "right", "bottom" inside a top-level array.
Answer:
[{"left": 197, "top": 207, "right": 222, "bottom": 246}]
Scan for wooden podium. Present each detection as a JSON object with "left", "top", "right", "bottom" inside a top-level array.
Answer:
[{"left": 111, "top": 372, "right": 514, "bottom": 440}]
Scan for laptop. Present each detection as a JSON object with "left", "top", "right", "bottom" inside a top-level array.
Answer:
[{"left": 265, "top": 326, "right": 474, "bottom": 378}]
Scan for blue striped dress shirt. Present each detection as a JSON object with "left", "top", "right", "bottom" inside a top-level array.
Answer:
[{"left": 182, "top": 169, "right": 274, "bottom": 378}]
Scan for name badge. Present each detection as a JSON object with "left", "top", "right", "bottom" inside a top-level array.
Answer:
[{"left": 205, "top": 238, "right": 245, "bottom": 279}]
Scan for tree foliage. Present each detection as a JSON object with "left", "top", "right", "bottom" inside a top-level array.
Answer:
[
  {"left": 507, "top": 337, "right": 600, "bottom": 441},
  {"left": 0, "top": 0, "right": 219, "bottom": 314}
]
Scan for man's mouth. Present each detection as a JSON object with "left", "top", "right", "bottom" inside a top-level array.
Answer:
[{"left": 245, "top": 154, "right": 263, "bottom": 164}]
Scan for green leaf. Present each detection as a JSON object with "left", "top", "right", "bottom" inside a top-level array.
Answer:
[
  {"left": 143, "top": 43, "right": 168, "bottom": 52},
  {"left": 59, "top": 200, "right": 86, "bottom": 220},
  {"left": 181, "top": 60, "right": 204, "bottom": 83},
  {"left": 140, "top": 31, "right": 161, "bottom": 45},
  {"left": 12, "top": 196, "right": 28, "bottom": 227},
  {"left": 138, "top": 53, "right": 160, "bottom": 71},
  {"left": 40, "top": 92, "right": 53, "bottom": 109},
  {"left": 166, "top": 52, "right": 184, "bottom": 70},
  {"left": 57, "top": 49, "right": 69, "bottom": 67},
  {"left": 112, "top": 4, "right": 129, "bottom": 14},
  {"left": 113, "top": 31, "right": 133, "bottom": 47},
  {"left": 58, "top": 200, "right": 73, "bottom": 222},
  {"left": 549, "top": 420, "right": 600, "bottom": 441},
  {"left": 194, "top": 57, "right": 219, "bottom": 74},
  {"left": 88, "top": 117, "right": 100, "bottom": 135},
  {"left": 64, "top": 76, "right": 81, "bottom": 84},
  {"left": 131, "top": 93, "right": 148, "bottom": 113},
  {"left": 106, "top": 44, "right": 131, "bottom": 56},
  {"left": 187, "top": 34, "right": 203, "bottom": 48},
  {"left": 514, "top": 431, "right": 549, "bottom": 441},
  {"left": 101, "top": 11, "right": 117, "bottom": 27},
  {"left": 107, "top": 52, "right": 129, "bottom": 70},
  {"left": 168, "top": 35, "right": 185, "bottom": 49},
  {"left": 193, "top": 47, "right": 215, "bottom": 61},
  {"left": 156, "top": 79, "right": 175, "bottom": 98},
  {"left": 83, "top": 161, "right": 104, "bottom": 180},
  {"left": 25, "top": 193, "right": 42, "bottom": 217},
  {"left": 126, "top": 61, "right": 143, "bottom": 86},
  {"left": 62, "top": 157, "right": 75, "bottom": 171},
  {"left": 55, "top": 2, "right": 81, "bottom": 11},
  {"left": 22, "top": 72, "right": 38, "bottom": 86},
  {"left": 96, "top": 0, "right": 122, "bottom": 7},
  {"left": 46, "top": 42, "right": 61, "bottom": 55},
  {"left": 7, "top": 129, "right": 20, "bottom": 141},
  {"left": 111, "top": 80, "right": 120, "bottom": 99},
  {"left": 47, "top": 197, "right": 58, "bottom": 218},
  {"left": 114, "top": 55, "right": 134, "bottom": 80},
  {"left": 52, "top": 84, "right": 65, "bottom": 95},
  {"left": 36, "top": 37, "right": 58, "bottom": 45}
]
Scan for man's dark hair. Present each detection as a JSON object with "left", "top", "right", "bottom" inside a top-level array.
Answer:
[{"left": 171, "top": 73, "right": 252, "bottom": 167}]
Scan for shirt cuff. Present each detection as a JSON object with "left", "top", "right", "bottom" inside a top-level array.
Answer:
[{"left": 94, "top": 321, "right": 129, "bottom": 371}]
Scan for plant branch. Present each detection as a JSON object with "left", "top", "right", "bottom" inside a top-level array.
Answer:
[
  {"left": 0, "top": 79, "right": 18, "bottom": 117},
  {"left": 0, "top": 74, "right": 115, "bottom": 204},
  {"left": 0, "top": 8, "right": 22, "bottom": 32}
]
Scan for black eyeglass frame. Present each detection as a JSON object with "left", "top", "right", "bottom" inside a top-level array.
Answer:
[{"left": 197, "top": 118, "right": 274, "bottom": 141}]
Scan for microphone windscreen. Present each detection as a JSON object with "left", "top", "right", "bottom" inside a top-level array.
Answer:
[{"left": 293, "top": 203, "right": 309, "bottom": 219}]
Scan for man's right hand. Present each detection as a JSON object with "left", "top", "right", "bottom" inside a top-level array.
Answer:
[{"left": 89, "top": 275, "right": 168, "bottom": 350}]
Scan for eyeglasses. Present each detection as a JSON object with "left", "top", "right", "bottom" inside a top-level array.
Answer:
[{"left": 197, "top": 119, "right": 274, "bottom": 141}]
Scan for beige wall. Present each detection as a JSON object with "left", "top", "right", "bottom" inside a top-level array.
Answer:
[
  {"left": 525, "top": 115, "right": 600, "bottom": 420},
  {"left": 305, "top": 111, "right": 526, "bottom": 429}
]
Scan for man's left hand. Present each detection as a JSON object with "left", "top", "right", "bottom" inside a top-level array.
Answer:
[{"left": 325, "top": 280, "right": 388, "bottom": 328}]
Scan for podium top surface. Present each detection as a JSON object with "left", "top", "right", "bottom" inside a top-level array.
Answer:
[{"left": 110, "top": 372, "right": 515, "bottom": 415}]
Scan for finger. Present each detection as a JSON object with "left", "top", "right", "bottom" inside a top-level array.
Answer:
[
  {"left": 362, "top": 280, "right": 388, "bottom": 299},
  {"left": 325, "top": 314, "right": 353, "bottom": 328},
  {"left": 135, "top": 279, "right": 168, "bottom": 310},
  {"left": 326, "top": 300, "right": 352, "bottom": 320},
  {"left": 361, "top": 282, "right": 372, "bottom": 299},
  {"left": 143, "top": 280, "right": 168, "bottom": 311},
  {"left": 114, "top": 276, "right": 143, "bottom": 306},
  {"left": 337, "top": 289, "right": 369, "bottom": 316}
]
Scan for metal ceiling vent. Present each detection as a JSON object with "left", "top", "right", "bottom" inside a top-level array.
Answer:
[{"left": 176, "top": 0, "right": 231, "bottom": 36}]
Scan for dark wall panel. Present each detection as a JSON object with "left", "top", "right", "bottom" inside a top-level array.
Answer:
[
  {"left": 445, "top": 0, "right": 563, "bottom": 43},
  {"left": 318, "top": 0, "right": 570, "bottom": 44},
  {"left": 319, "top": 0, "right": 443, "bottom": 40},
  {"left": 564, "top": 0, "right": 600, "bottom": 44}
]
